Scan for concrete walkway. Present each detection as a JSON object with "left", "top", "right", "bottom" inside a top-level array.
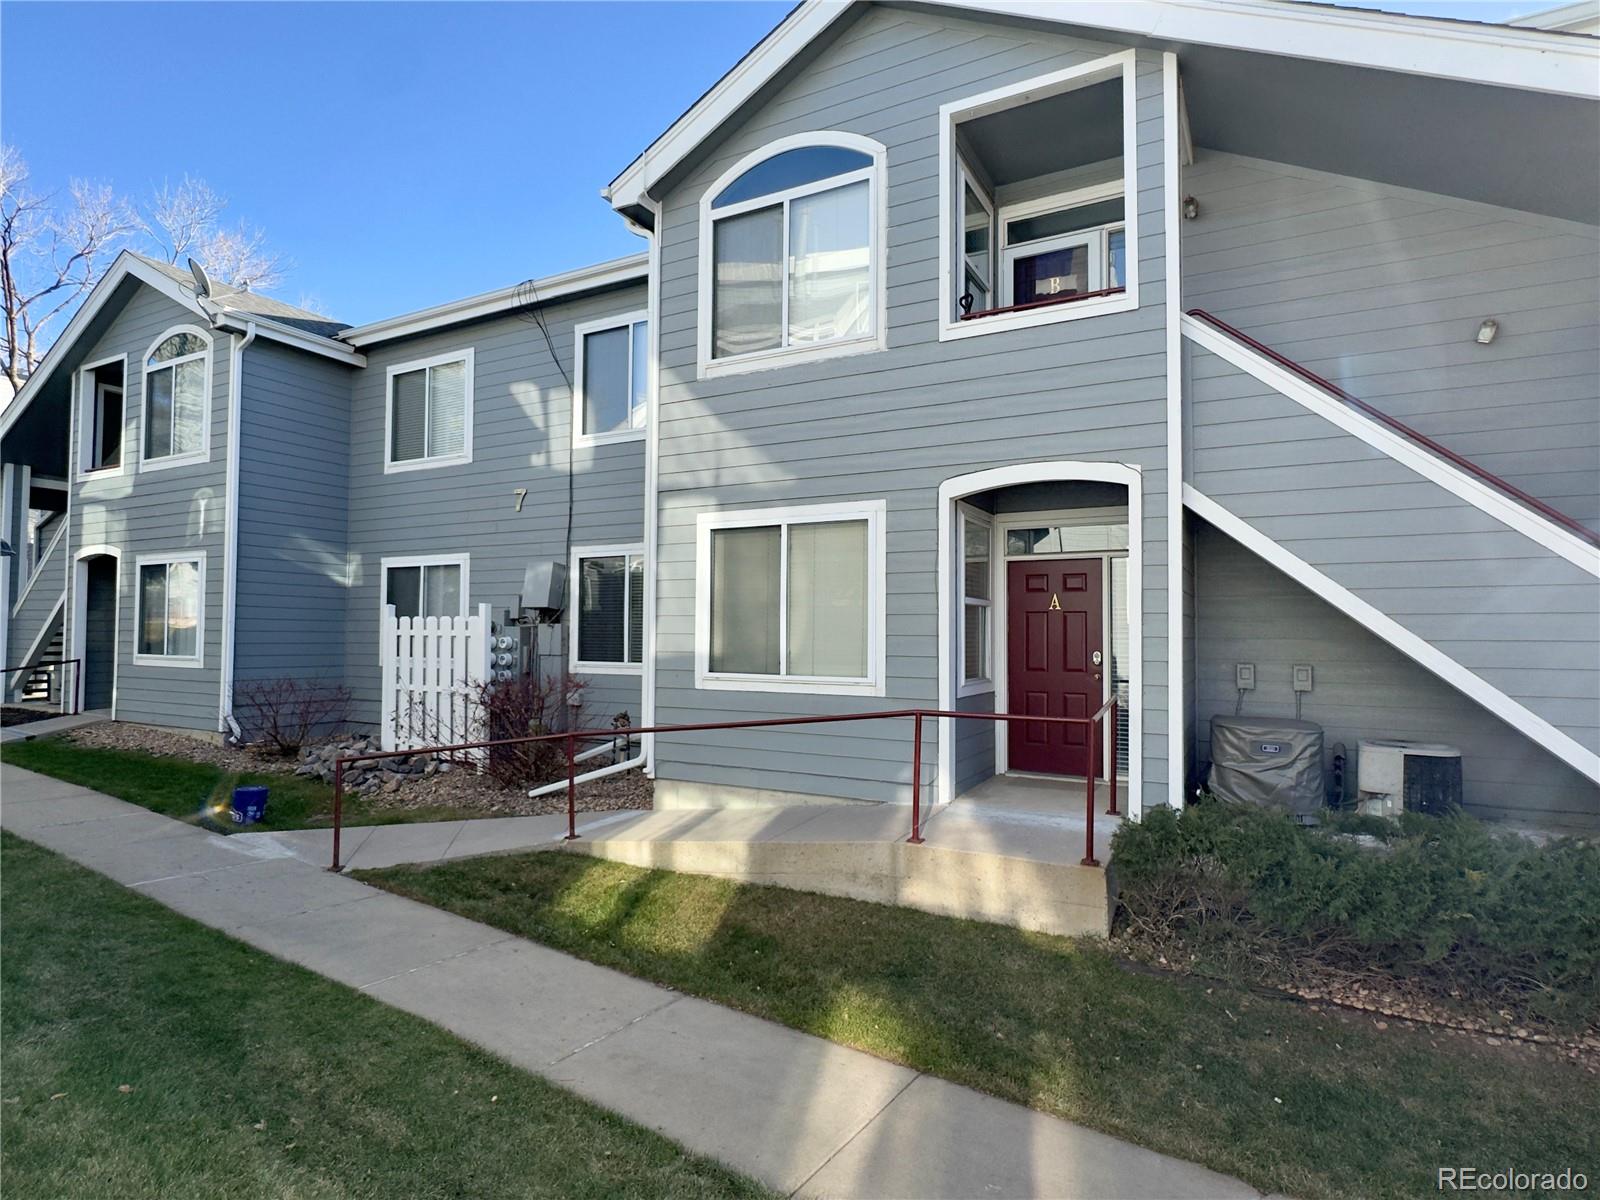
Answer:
[
  {"left": 0, "top": 762, "right": 1268, "bottom": 1200},
  {"left": 0, "top": 708, "right": 109, "bottom": 744}
]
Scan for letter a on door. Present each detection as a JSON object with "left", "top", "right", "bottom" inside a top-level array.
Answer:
[{"left": 1049, "top": 593, "right": 1061, "bottom": 610}]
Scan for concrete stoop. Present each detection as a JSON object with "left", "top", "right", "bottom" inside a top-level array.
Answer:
[{"left": 561, "top": 829, "right": 1111, "bottom": 938}]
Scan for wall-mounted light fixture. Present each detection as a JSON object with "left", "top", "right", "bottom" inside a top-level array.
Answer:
[
  {"left": 1182, "top": 195, "right": 1200, "bottom": 220},
  {"left": 1475, "top": 318, "right": 1499, "bottom": 345}
]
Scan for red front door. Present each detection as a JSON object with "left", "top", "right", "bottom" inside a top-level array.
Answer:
[{"left": 1007, "top": 558, "right": 1104, "bottom": 776}]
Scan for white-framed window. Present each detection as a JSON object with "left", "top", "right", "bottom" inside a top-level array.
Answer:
[
  {"left": 939, "top": 50, "right": 1140, "bottom": 341},
  {"left": 380, "top": 554, "right": 469, "bottom": 619},
  {"left": 695, "top": 499, "right": 886, "bottom": 696},
  {"left": 140, "top": 326, "right": 211, "bottom": 471},
  {"left": 958, "top": 505, "right": 993, "bottom": 696},
  {"left": 75, "top": 354, "right": 126, "bottom": 479},
  {"left": 997, "top": 184, "right": 1127, "bottom": 308},
  {"left": 570, "top": 545, "right": 644, "bottom": 673},
  {"left": 133, "top": 552, "right": 205, "bottom": 667},
  {"left": 697, "top": 132, "right": 887, "bottom": 378},
  {"left": 573, "top": 312, "right": 648, "bottom": 447},
  {"left": 385, "top": 349, "right": 474, "bottom": 472}
]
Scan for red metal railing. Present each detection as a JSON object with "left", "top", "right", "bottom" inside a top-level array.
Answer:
[
  {"left": 1186, "top": 307, "right": 1600, "bottom": 548},
  {"left": 328, "top": 700, "right": 1119, "bottom": 871},
  {"left": 1, "top": 657, "right": 81, "bottom": 715}
]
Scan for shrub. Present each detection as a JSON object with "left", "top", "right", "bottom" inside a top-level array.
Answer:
[
  {"left": 235, "top": 677, "right": 352, "bottom": 755},
  {"left": 473, "top": 673, "right": 586, "bottom": 789},
  {"left": 1112, "top": 799, "right": 1600, "bottom": 1026}
]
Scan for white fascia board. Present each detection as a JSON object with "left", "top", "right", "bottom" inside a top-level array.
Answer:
[
  {"left": 605, "top": 0, "right": 856, "bottom": 210},
  {"left": 340, "top": 254, "right": 649, "bottom": 347},
  {"left": 211, "top": 311, "right": 365, "bottom": 366},
  {"left": 924, "top": 0, "right": 1600, "bottom": 97},
  {"left": 604, "top": 0, "right": 1597, "bottom": 213},
  {"left": 1, "top": 252, "right": 203, "bottom": 440}
]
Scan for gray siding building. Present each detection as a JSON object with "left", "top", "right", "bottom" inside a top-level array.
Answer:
[{"left": 3, "top": 0, "right": 1596, "bottom": 833}]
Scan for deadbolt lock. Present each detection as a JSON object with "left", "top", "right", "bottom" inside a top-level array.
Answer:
[{"left": 1091, "top": 650, "right": 1103, "bottom": 666}]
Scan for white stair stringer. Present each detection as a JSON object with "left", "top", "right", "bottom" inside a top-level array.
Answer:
[{"left": 1184, "top": 484, "right": 1600, "bottom": 785}]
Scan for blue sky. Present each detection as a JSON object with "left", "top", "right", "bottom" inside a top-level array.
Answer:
[{"left": 2, "top": 0, "right": 1547, "bottom": 325}]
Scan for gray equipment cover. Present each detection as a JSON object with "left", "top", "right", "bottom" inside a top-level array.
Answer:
[{"left": 1208, "top": 716, "right": 1325, "bottom": 817}]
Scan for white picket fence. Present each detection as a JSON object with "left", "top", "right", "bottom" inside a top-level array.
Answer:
[{"left": 379, "top": 602, "right": 493, "bottom": 752}]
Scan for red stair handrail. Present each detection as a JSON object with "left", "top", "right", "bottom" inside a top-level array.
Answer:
[{"left": 1185, "top": 308, "right": 1600, "bottom": 549}]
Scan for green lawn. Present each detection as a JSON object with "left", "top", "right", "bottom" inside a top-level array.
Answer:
[
  {"left": 360, "top": 851, "right": 1600, "bottom": 1200},
  {"left": 1, "top": 737, "right": 480, "bottom": 833},
  {"left": 0, "top": 832, "right": 772, "bottom": 1200}
]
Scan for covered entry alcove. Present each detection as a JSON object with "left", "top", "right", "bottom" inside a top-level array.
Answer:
[{"left": 937, "top": 462, "right": 1141, "bottom": 814}]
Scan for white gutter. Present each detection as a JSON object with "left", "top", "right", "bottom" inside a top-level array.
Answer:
[
  {"left": 527, "top": 746, "right": 642, "bottom": 798},
  {"left": 340, "top": 254, "right": 649, "bottom": 347},
  {"left": 639, "top": 199, "right": 663, "bottom": 777},
  {"left": 218, "top": 321, "right": 257, "bottom": 739}
]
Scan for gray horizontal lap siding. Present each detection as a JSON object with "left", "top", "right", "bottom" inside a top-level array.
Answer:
[
  {"left": 234, "top": 341, "right": 353, "bottom": 701},
  {"left": 1181, "top": 150, "right": 1600, "bottom": 528},
  {"left": 651, "top": 6, "right": 1172, "bottom": 806},
  {"left": 1187, "top": 339, "right": 1600, "bottom": 755},
  {"left": 1193, "top": 520, "right": 1597, "bottom": 830},
  {"left": 7, "top": 559, "right": 65, "bottom": 670},
  {"left": 70, "top": 284, "right": 229, "bottom": 732},
  {"left": 343, "top": 287, "right": 648, "bottom": 732}
]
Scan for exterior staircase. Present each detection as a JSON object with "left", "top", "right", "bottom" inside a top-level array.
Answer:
[{"left": 1182, "top": 310, "right": 1600, "bottom": 787}]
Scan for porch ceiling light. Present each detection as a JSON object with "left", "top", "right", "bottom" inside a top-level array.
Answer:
[{"left": 1475, "top": 318, "right": 1499, "bottom": 345}]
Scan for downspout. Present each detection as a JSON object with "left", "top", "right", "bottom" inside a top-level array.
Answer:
[
  {"left": 529, "top": 200, "right": 659, "bottom": 799},
  {"left": 218, "top": 320, "right": 256, "bottom": 739}
]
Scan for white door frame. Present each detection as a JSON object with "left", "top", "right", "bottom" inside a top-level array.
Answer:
[
  {"left": 937, "top": 462, "right": 1143, "bottom": 815},
  {"left": 70, "top": 544, "right": 120, "bottom": 716}
]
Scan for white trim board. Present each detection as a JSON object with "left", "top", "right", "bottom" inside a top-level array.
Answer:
[
  {"left": 604, "top": 0, "right": 1597, "bottom": 213},
  {"left": 1163, "top": 50, "right": 1187, "bottom": 810},
  {"left": 1184, "top": 483, "right": 1600, "bottom": 785},
  {"left": 936, "top": 461, "right": 1145, "bottom": 815},
  {"left": 1, "top": 251, "right": 360, "bottom": 442},
  {"left": 1181, "top": 314, "right": 1600, "bottom": 577},
  {"left": 340, "top": 254, "right": 648, "bottom": 347}
]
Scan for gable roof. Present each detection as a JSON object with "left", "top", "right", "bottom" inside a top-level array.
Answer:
[
  {"left": 134, "top": 255, "right": 351, "bottom": 339},
  {"left": 604, "top": 0, "right": 1600, "bottom": 216},
  {"left": 1, "top": 251, "right": 364, "bottom": 441}
]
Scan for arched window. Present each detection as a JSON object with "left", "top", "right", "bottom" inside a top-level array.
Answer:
[
  {"left": 142, "top": 326, "right": 211, "bottom": 467},
  {"left": 700, "top": 134, "right": 885, "bottom": 371}
]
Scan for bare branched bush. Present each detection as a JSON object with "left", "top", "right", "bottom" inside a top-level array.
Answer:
[
  {"left": 236, "top": 677, "right": 353, "bottom": 755},
  {"left": 475, "top": 674, "right": 587, "bottom": 789}
]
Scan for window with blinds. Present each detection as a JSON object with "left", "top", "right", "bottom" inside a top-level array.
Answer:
[
  {"left": 575, "top": 551, "right": 644, "bottom": 667},
  {"left": 578, "top": 317, "right": 648, "bottom": 442},
  {"left": 704, "top": 506, "right": 879, "bottom": 689},
  {"left": 387, "top": 352, "right": 471, "bottom": 468}
]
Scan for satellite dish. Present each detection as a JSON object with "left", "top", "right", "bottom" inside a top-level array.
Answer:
[{"left": 187, "top": 257, "right": 212, "bottom": 298}]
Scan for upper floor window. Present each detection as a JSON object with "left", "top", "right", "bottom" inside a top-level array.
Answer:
[
  {"left": 142, "top": 327, "right": 210, "bottom": 469},
  {"left": 386, "top": 349, "right": 474, "bottom": 472},
  {"left": 574, "top": 312, "right": 648, "bottom": 447},
  {"left": 940, "top": 50, "right": 1139, "bottom": 341},
  {"left": 76, "top": 355, "right": 125, "bottom": 479},
  {"left": 699, "top": 134, "right": 886, "bottom": 377}
]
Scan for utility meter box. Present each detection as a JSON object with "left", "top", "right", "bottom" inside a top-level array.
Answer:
[
  {"left": 520, "top": 560, "right": 567, "bottom": 615},
  {"left": 1208, "top": 716, "right": 1326, "bottom": 819}
]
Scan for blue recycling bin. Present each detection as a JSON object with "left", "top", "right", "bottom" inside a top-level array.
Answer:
[{"left": 230, "top": 785, "right": 269, "bottom": 825}]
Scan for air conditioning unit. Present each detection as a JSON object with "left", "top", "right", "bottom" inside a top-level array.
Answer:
[{"left": 1357, "top": 740, "right": 1463, "bottom": 818}]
